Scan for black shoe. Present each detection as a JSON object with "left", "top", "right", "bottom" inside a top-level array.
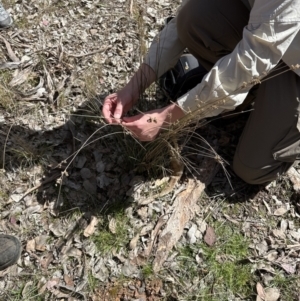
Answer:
[
  {"left": 0, "top": 4, "right": 13, "bottom": 29},
  {"left": 0, "top": 234, "right": 21, "bottom": 271}
]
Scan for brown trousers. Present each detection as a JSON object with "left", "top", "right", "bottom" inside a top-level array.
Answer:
[{"left": 176, "top": 0, "right": 300, "bottom": 185}]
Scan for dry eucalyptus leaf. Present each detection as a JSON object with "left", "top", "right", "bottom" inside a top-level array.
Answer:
[
  {"left": 287, "top": 167, "right": 300, "bottom": 192},
  {"left": 256, "top": 241, "right": 269, "bottom": 256},
  {"left": 35, "top": 235, "right": 49, "bottom": 252},
  {"left": 264, "top": 250, "right": 278, "bottom": 262},
  {"left": 272, "top": 229, "right": 285, "bottom": 239},
  {"left": 83, "top": 216, "right": 98, "bottom": 237},
  {"left": 129, "top": 234, "right": 140, "bottom": 250},
  {"left": 49, "top": 223, "right": 65, "bottom": 237},
  {"left": 280, "top": 219, "right": 288, "bottom": 232},
  {"left": 256, "top": 282, "right": 265, "bottom": 300},
  {"left": 46, "top": 278, "right": 60, "bottom": 291},
  {"left": 63, "top": 274, "right": 74, "bottom": 287},
  {"left": 280, "top": 263, "right": 296, "bottom": 274},
  {"left": 265, "top": 287, "right": 280, "bottom": 301},
  {"left": 64, "top": 247, "right": 82, "bottom": 258},
  {"left": 26, "top": 239, "right": 36, "bottom": 252},
  {"left": 204, "top": 226, "right": 216, "bottom": 246},
  {"left": 108, "top": 217, "right": 117, "bottom": 234},
  {"left": 197, "top": 220, "right": 207, "bottom": 233},
  {"left": 22, "top": 281, "right": 33, "bottom": 298},
  {"left": 273, "top": 207, "right": 288, "bottom": 216}
]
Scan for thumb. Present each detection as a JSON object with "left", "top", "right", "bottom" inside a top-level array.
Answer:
[{"left": 114, "top": 102, "right": 123, "bottom": 120}]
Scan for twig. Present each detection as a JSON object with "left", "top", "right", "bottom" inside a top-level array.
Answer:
[
  {"left": 2, "top": 124, "right": 12, "bottom": 170},
  {"left": 19, "top": 172, "right": 61, "bottom": 202},
  {"left": 0, "top": 34, "right": 20, "bottom": 62},
  {"left": 130, "top": 0, "right": 134, "bottom": 16},
  {"left": 66, "top": 47, "right": 108, "bottom": 58}
]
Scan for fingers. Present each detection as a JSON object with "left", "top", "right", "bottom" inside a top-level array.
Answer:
[
  {"left": 114, "top": 102, "right": 124, "bottom": 120},
  {"left": 102, "top": 94, "right": 122, "bottom": 124}
]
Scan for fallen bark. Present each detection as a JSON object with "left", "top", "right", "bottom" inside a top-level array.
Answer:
[{"left": 153, "top": 155, "right": 219, "bottom": 271}]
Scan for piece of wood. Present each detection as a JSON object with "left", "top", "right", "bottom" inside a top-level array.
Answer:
[
  {"left": 153, "top": 179, "right": 203, "bottom": 271},
  {"left": 152, "top": 156, "right": 219, "bottom": 272}
]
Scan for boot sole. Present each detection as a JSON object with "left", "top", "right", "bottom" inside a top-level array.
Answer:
[{"left": 0, "top": 235, "right": 21, "bottom": 271}]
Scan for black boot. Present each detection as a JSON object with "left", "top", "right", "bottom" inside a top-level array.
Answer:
[{"left": 0, "top": 234, "right": 21, "bottom": 271}]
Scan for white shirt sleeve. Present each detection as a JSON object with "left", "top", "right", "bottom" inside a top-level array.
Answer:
[{"left": 177, "top": 0, "right": 300, "bottom": 116}]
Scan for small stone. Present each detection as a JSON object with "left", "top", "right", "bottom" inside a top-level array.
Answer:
[
  {"left": 75, "top": 156, "right": 87, "bottom": 168},
  {"left": 93, "top": 150, "right": 102, "bottom": 162},
  {"left": 90, "top": 29, "right": 98, "bottom": 35},
  {"left": 96, "top": 161, "right": 105, "bottom": 173},
  {"left": 187, "top": 223, "right": 197, "bottom": 244},
  {"left": 80, "top": 168, "right": 92, "bottom": 179},
  {"left": 83, "top": 180, "right": 97, "bottom": 194}
]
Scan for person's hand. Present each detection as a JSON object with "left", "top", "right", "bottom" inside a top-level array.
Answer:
[
  {"left": 122, "top": 103, "right": 185, "bottom": 141},
  {"left": 102, "top": 63, "right": 156, "bottom": 124},
  {"left": 102, "top": 88, "right": 137, "bottom": 124}
]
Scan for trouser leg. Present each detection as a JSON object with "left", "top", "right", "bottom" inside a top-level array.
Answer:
[
  {"left": 177, "top": 0, "right": 249, "bottom": 71},
  {"left": 233, "top": 67, "right": 300, "bottom": 184},
  {"left": 177, "top": 0, "right": 300, "bottom": 184}
]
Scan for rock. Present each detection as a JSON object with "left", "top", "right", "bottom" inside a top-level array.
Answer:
[
  {"left": 187, "top": 223, "right": 197, "bottom": 244},
  {"left": 90, "top": 28, "right": 98, "bottom": 35},
  {"left": 80, "top": 168, "right": 92, "bottom": 179},
  {"left": 96, "top": 161, "right": 105, "bottom": 173},
  {"left": 83, "top": 179, "right": 97, "bottom": 194},
  {"left": 75, "top": 155, "right": 87, "bottom": 168}
]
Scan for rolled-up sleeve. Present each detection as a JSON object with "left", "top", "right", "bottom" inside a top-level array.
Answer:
[{"left": 176, "top": 0, "right": 300, "bottom": 116}]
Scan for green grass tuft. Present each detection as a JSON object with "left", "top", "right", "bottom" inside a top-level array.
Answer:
[{"left": 93, "top": 211, "right": 130, "bottom": 254}]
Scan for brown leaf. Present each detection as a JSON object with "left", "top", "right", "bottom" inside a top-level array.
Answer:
[
  {"left": 273, "top": 207, "right": 288, "bottom": 216},
  {"left": 272, "top": 229, "right": 285, "bottom": 239},
  {"left": 26, "top": 239, "right": 36, "bottom": 252},
  {"left": 129, "top": 234, "right": 140, "bottom": 250},
  {"left": 83, "top": 216, "right": 98, "bottom": 237},
  {"left": 46, "top": 278, "right": 59, "bottom": 290},
  {"left": 35, "top": 235, "right": 48, "bottom": 251},
  {"left": 256, "top": 282, "right": 265, "bottom": 300},
  {"left": 64, "top": 274, "right": 74, "bottom": 287},
  {"left": 280, "top": 263, "right": 296, "bottom": 274},
  {"left": 204, "top": 226, "right": 216, "bottom": 246},
  {"left": 108, "top": 217, "right": 117, "bottom": 234},
  {"left": 265, "top": 287, "right": 280, "bottom": 301}
]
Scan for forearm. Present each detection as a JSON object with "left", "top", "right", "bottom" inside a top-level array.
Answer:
[
  {"left": 122, "top": 63, "right": 156, "bottom": 103},
  {"left": 178, "top": 16, "right": 300, "bottom": 115}
]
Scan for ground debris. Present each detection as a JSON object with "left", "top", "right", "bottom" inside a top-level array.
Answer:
[{"left": 1, "top": 0, "right": 300, "bottom": 300}]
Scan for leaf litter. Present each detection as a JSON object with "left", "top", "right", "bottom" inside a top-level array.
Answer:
[{"left": 0, "top": 0, "right": 300, "bottom": 300}]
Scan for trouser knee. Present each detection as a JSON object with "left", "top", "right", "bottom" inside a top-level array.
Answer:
[{"left": 232, "top": 154, "right": 287, "bottom": 185}]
